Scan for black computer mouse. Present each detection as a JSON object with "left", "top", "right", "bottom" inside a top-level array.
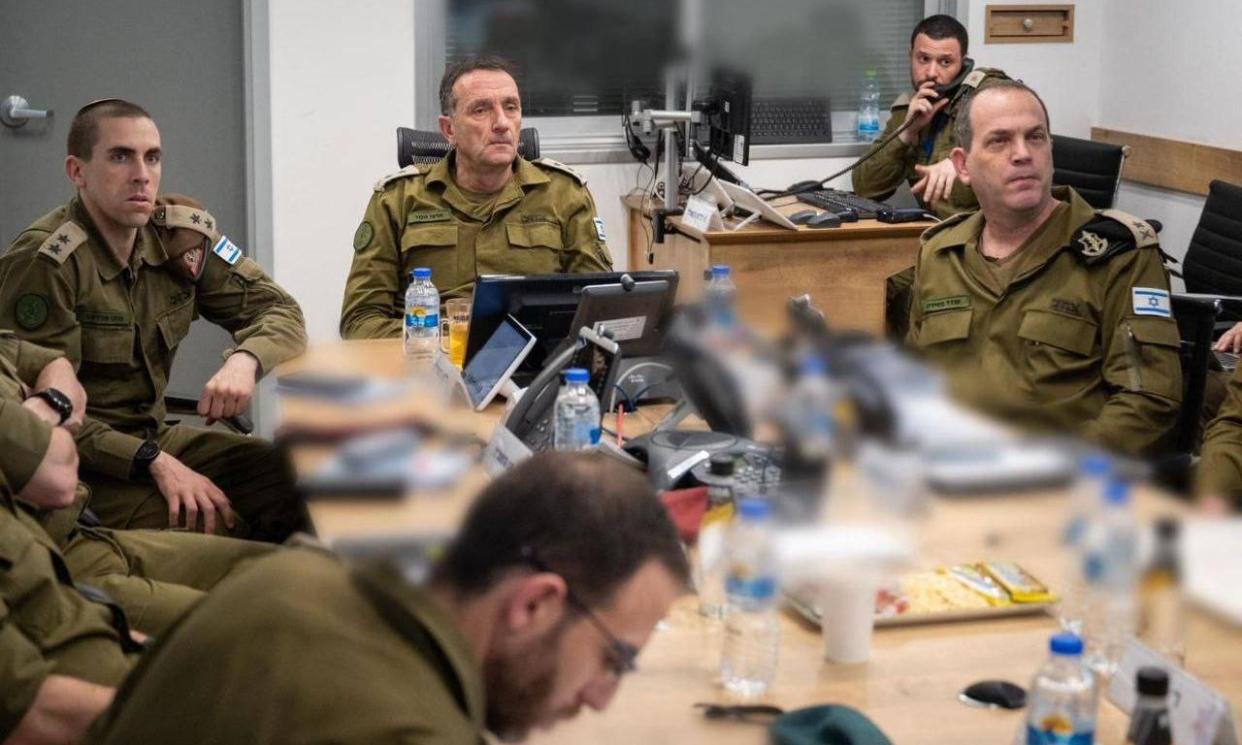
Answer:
[
  {"left": 806, "top": 212, "right": 842, "bottom": 229},
  {"left": 789, "top": 209, "right": 819, "bottom": 225},
  {"left": 834, "top": 208, "right": 860, "bottom": 222},
  {"left": 959, "top": 680, "right": 1027, "bottom": 710}
]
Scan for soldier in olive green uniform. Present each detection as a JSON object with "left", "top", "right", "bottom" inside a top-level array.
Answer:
[
  {"left": 0, "top": 100, "right": 308, "bottom": 541},
  {"left": 906, "top": 82, "right": 1182, "bottom": 457},
  {"left": 1197, "top": 367, "right": 1242, "bottom": 507},
  {"left": 852, "top": 15, "right": 1008, "bottom": 219},
  {"left": 87, "top": 453, "right": 690, "bottom": 745},
  {"left": 340, "top": 55, "right": 612, "bottom": 340},
  {"left": 0, "top": 331, "right": 276, "bottom": 635}
]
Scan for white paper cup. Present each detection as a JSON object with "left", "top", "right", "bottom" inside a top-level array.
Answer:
[{"left": 819, "top": 578, "right": 876, "bottom": 664}]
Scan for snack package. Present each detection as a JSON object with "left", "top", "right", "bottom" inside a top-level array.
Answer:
[
  {"left": 981, "top": 561, "right": 1056, "bottom": 604},
  {"left": 945, "top": 564, "right": 1012, "bottom": 607}
]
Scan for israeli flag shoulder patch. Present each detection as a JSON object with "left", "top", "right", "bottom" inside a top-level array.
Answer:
[
  {"left": 593, "top": 217, "right": 607, "bottom": 242},
  {"left": 1132, "top": 287, "right": 1171, "bottom": 318},
  {"left": 212, "top": 235, "right": 243, "bottom": 266}
]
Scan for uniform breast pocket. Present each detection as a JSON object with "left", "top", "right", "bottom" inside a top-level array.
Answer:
[
  {"left": 157, "top": 300, "right": 195, "bottom": 353},
  {"left": 79, "top": 325, "right": 135, "bottom": 369},
  {"left": 916, "top": 308, "right": 972, "bottom": 347},
  {"left": 400, "top": 224, "right": 459, "bottom": 286},
  {"left": 505, "top": 222, "right": 565, "bottom": 274},
  {"left": 1017, "top": 310, "right": 1099, "bottom": 392}
]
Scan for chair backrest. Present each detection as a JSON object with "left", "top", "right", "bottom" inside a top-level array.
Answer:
[
  {"left": 1051, "top": 134, "right": 1126, "bottom": 209},
  {"left": 395, "top": 127, "right": 541, "bottom": 167},
  {"left": 1170, "top": 293, "right": 1222, "bottom": 453},
  {"left": 1182, "top": 181, "right": 1242, "bottom": 310}
]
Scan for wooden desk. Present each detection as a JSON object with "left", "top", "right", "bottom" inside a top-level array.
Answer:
[
  {"left": 278, "top": 340, "right": 1241, "bottom": 745},
  {"left": 623, "top": 194, "right": 934, "bottom": 336}
]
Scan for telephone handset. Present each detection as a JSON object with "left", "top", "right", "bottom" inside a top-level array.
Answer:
[{"left": 932, "top": 58, "right": 975, "bottom": 99}]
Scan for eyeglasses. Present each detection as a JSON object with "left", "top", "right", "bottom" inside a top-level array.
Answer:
[{"left": 520, "top": 546, "right": 639, "bottom": 679}]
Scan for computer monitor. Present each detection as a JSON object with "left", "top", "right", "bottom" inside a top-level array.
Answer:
[
  {"left": 702, "top": 67, "right": 753, "bottom": 167},
  {"left": 465, "top": 271, "right": 679, "bottom": 380}
]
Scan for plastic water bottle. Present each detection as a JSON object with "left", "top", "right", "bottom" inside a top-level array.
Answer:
[
  {"left": 1026, "top": 633, "right": 1098, "bottom": 745},
  {"left": 790, "top": 354, "right": 840, "bottom": 463},
  {"left": 403, "top": 267, "right": 440, "bottom": 367},
  {"left": 553, "top": 368, "right": 601, "bottom": 451},
  {"left": 1137, "top": 518, "right": 1185, "bottom": 666},
  {"left": 696, "top": 454, "right": 736, "bottom": 618},
  {"left": 1059, "top": 454, "right": 1112, "bottom": 634},
  {"left": 1081, "top": 480, "right": 1139, "bottom": 678},
  {"left": 704, "top": 264, "right": 737, "bottom": 330},
  {"left": 720, "top": 498, "right": 780, "bottom": 697},
  {"left": 857, "top": 69, "right": 882, "bottom": 143}
]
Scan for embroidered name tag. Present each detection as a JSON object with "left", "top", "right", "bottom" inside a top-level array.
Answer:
[
  {"left": 1131, "top": 287, "right": 1171, "bottom": 318},
  {"left": 79, "top": 309, "right": 132, "bottom": 327},
  {"left": 212, "top": 235, "right": 242, "bottom": 265},
  {"left": 408, "top": 209, "right": 451, "bottom": 224},
  {"left": 922, "top": 295, "right": 971, "bottom": 314}
]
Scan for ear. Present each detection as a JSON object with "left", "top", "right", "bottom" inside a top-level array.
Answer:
[
  {"left": 949, "top": 147, "right": 970, "bottom": 186},
  {"left": 438, "top": 114, "right": 455, "bottom": 147},
  {"left": 65, "top": 156, "right": 85, "bottom": 188},
  {"left": 500, "top": 573, "right": 569, "bottom": 641}
]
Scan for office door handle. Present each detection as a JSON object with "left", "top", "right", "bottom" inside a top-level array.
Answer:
[{"left": 1, "top": 96, "right": 53, "bottom": 128}]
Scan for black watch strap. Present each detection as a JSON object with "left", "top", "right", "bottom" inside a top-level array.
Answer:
[
  {"left": 131, "top": 440, "right": 161, "bottom": 479},
  {"left": 33, "top": 388, "right": 73, "bottom": 425}
]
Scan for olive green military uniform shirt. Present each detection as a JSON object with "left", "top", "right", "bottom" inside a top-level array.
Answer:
[
  {"left": 852, "top": 68, "right": 1008, "bottom": 219},
  {"left": 906, "top": 187, "right": 1183, "bottom": 456},
  {"left": 1198, "top": 366, "right": 1242, "bottom": 505},
  {"left": 0, "top": 196, "right": 306, "bottom": 481},
  {"left": 341, "top": 151, "right": 614, "bottom": 339},
  {"left": 88, "top": 549, "right": 486, "bottom": 745}
]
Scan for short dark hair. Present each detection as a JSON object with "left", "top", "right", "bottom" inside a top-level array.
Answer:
[
  {"left": 67, "top": 99, "right": 152, "bottom": 160},
  {"left": 431, "top": 452, "right": 690, "bottom": 608},
  {"left": 439, "top": 55, "right": 519, "bottom": 116},
  {"left": 955, "top": 79, "right": 1051, "bottom": 151},
  {"left": 911, "top": 14, "right": 969, "bottom": 57}
]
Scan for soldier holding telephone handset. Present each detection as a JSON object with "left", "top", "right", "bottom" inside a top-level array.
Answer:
[{"left": 852, "top": 14, "right": 1009, "bottom": 219}]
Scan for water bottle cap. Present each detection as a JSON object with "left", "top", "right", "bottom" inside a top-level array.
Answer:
[
  {"left": 1136, "top": 666, "right": 1170, "bottom": 696},
  {"left": 737, "top": 498, "right": 770, "bottom": 521},
  {"left": 1079, "top": 453, "right": 1112, "bottom": 478},
  {"left": 1155, "top": 516, "right": 1179, "bottom": 540},
  {"left": 564, "top": 367, "right": 589, "bottom": 384},
  {"left": 413, "top": 267, "right": 432, "bottom": 279},
  {"left": 1049, "top": 632, "right": 1083, "bottom": 656},
  {"left": 709, "top": 453, "right": 736, "bottom": 476},
  {"left": 1103, "top": 479, "right": 1130, "bottom": 506},
  {"left": 710, "top": 264, "right": 731, "bottom": 278},
  {"left": 864, "top": 68, "right": 879, "bottom": 77},
  {"left": 799, "top": 354, "right": 828, "bottom": 375}
]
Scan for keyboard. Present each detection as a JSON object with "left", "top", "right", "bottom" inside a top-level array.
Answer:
[
  {"left": 795, "top": 188, "right": 891, "bottom": 219},
  {"left": 750, "top": 97, "right": 833, "bottom": 145}
]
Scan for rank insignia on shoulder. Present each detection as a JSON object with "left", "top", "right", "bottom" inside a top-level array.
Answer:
[
  {"left": 212, "top": 235, "right": 243, "bottom": 265},
  {"left": 373, "top": 164, "right": 422, "bottom": 192},
  {"left": 1077, "top": 230, "right": 1108, "bottom": 258},
  {"left": 36, "top": 222, "right": 87, "bottom": 265},
  {"left": 533, "top": 157, "right": 586, "bottom": 185},
  {"left": 1132, "top": 287, "right": 1172, "bottom": 318}
]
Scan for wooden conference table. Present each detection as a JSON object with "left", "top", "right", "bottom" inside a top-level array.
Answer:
[
  {"left": 622, "top": 194, "right": 935, "bottom": 336},
  {"left": 277, "top": 340, "right": 1241, "bottom": 745}
]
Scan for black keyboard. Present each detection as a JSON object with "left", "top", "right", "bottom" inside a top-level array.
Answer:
[
  {"left": 750, "top": 97, "right": 833, "bottom": 145},
  {"left": 795, "top": 188, "right": 891, "bottom": 219}
]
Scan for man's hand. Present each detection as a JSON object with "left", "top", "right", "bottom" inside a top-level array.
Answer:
[
  {"left": 912, "top": 159, "right": 961, "bottom": 206},
  {"left": 1213, "top": 322, "right": 1242, "bottom": 354},
  {"left": 18, "top": 428, "right": 79, "bottom": 510},
  {"left": 26, "top": 358, "right": 87, "bottom": 432},
  {"left": 897, "top": 82, "right": 951, "bottom": 146},
  {"left": 149, "top": 452, "right": 235, "bottom": 534},
  {"left": 198, "top": 352, "right": 259, "bottom": 424},
  {"left": 2, "top": 675, "right": 114, "bottom": 745}
]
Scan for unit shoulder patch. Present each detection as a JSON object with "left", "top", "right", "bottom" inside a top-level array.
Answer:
[
  {"left": 373, "top": 164, "right": 423, "bottom": 192},
  {"left": 353, "top": 221, "right": 374, "bottom": 252},
  {"left": 35, "top": 222, "right": 87, "bottom": 265},
  {"left": 14, "top": 293, "right": 49, "bottom": 330},
  {"left": 532, "top": 157, "right": 586, "bottom": 185}
]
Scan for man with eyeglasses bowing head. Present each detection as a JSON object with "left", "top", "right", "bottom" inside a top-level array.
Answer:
[{"left": 87, "top": 452, "right": 690, "bottom": 745}]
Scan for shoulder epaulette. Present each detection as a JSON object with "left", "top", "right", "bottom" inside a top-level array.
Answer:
[
  {"left": 532, "top": 157, "right": 586, "bottom": 185},
  {"left": 373, "top": 164, "right": 423, "bottom": 192},
  {"left": 35, "top": 221, "right": 88, "bottom": 265},
  {"left": 920, "top": 211, "right": 971, "bottom": 243},
  {"left": 152, "top": 201, "right": 220, "bottom": 242},
  {"left": 1071, "top": 210, "right": 1160, "bottom": 265}
]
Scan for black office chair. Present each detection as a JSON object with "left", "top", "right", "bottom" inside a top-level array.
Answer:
[
  {"left": 1180, "top": 180, "right": 1242, "bottom": 326},
  {"left": 1051, "top": 134, "right": 1127, "bottom": 209},
  {"left": 396, "top": 126, "right": 540, "bottom": 167}
]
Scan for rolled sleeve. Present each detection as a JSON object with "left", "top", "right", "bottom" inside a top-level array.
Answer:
[
  {"left": 0, "top": 401, "right": 53, "bottom": 495},
  {"left": 73, "top": 417, "right": 144, "bottom": 481},
  {"left": 15, "top": 340, "right": 64, "bottom": 388},
  {"left": 0, "top": 617, "right": 55, "bottom": 738}
]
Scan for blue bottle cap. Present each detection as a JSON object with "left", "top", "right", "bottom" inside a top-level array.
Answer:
[
  {"left": 799, "top": 354, "right": 828, "bottom": 376},
  {"left": 564, "top": 368, "right": 589, "bottom": 384},
  {"left": 737, "top": 498, "right": 770, "bottom": 521},
  {"left": 1080, "top": 453, "right": 1112, "bottom": 478},
  {"left": 1103, "top": 479, "right": 1130, "bottom": 506},
  {"left": 413, "top": 267, "right": 431, "bottom": 280},
  {"left": 711, "top": 264, "right": 731, "bottom": 277},
  {"left": 1050, "top": 632, "right": 1084, "bottom": 656}
]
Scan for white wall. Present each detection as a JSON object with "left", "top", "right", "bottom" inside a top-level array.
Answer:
[
  {"left": 268, "top": 0, "right": 415, "bottom": 342},
  {"left": 1097, "top": 0, "right": 1242, "bottom": 273}
]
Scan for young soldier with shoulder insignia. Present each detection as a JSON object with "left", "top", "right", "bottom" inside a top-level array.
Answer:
[
  {"left": 905, "top": 80, "right": 1182, "bottom": 457},
  {"left": 0, "top": 99, "right": 309, "bottom": 541},
  {"left": 340, "top": 54, "right": 613, "bottom": 340}
]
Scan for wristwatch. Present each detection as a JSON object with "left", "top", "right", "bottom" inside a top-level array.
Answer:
[
  {"left": 130, "top": 440, "right": 162, "bottom": 479},
  {"left": 31, "top": 388, "right": 73, "bottom": 425}
]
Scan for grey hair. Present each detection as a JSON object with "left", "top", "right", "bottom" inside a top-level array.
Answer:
[{"left": 954, "top": 79, "right": 1051, "bottom": 150}]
